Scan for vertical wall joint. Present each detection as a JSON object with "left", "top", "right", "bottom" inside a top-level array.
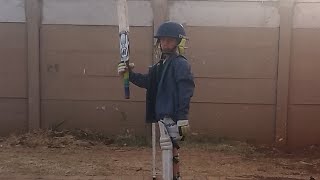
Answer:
[
  {"left": 275, "top": 0, "right": 295, "bottom": 146},
  {"left": 26, "top": 0, "right": 41, "bottom": 130}
]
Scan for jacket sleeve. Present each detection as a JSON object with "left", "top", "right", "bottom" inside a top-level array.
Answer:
[
  {"left": 129, "top": 71, "right": 149, "bottom": 89},
  {"left": 174, "top": 58, "right": 195, "bottom": 120}
]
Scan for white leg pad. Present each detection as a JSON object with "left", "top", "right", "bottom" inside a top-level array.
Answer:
[{"left": 159, "top": 121, "right": 173, "bottom": 180}]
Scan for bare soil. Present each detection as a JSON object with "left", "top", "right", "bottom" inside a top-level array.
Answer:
[{"left": 0, "top": 130, "right": 319, "bottom": 180}]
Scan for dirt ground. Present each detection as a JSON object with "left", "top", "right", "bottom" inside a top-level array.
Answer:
[{"left": 0, "top": 130, "right": 319, "bottom": 180}]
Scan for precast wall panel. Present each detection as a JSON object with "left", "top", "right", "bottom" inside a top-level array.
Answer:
[
  {"left": 169, "top": 0, "right": 279, "bottom": 143},
  {"left": 0, "top": 0, "right": 27, "bottom": 135},
  {"left": 40, "top": 0, "right": 153, "bottom": 136},
  {"left": 288, "top": 1, "right": 320, "bottom": 147}
]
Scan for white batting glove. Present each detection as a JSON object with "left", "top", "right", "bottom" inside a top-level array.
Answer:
[
  {"left": 117, "top": 62, "right": 134, "bottom": 76},
  {"left": 177, "top": 120, "right": 190, "bottom": 140}
]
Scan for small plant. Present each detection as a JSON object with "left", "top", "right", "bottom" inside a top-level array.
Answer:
[{"left": 49, "top": 120, "right": 67, "bottom": 131}]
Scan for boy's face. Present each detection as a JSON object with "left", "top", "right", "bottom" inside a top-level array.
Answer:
[{"left": 159, "top": 37, "right": 178, "bottom": 53}]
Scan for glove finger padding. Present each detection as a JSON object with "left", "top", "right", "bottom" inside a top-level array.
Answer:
[
  {"left": 117, "top": 62, "right": 134, "bottom": 74},
  {"left": 181, "top": 126, "right": 189, "bottom": 135},
  {"left": 177, "top": 120, "right": 190, "bottom": 141},
  {"left": 117, "top": 63, "right": 127, "bottom": 74},
  {"left": 117, "top": 62, "right": 135, "bottom": 68}
]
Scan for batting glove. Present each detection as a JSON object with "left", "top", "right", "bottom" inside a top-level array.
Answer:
[
  {"left": 117, "top": 62, "right": 134, "bottom": 76},
  {"left": 177, "top": 120, "right": 190, "bottom": 140}
]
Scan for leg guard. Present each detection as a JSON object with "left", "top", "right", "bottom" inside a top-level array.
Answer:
[{"left": 159, "top": 121, "right": 173, "bottom": 180}]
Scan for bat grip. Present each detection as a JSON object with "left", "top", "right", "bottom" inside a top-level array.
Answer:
[{"left": 123, "top": 69, "right": 130, "bottom": 99}]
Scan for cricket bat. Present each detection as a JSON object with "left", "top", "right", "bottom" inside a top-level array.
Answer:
[{"left": 117, "top": 0, "right": 130, "bottom": 99}]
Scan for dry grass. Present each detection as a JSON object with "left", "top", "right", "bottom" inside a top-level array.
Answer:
[
  {"left": 1, "top": 129, "right": 320, "bottom": 159},
  {"left": 0, "top": 129, "right": 114, "bottom": 149}
]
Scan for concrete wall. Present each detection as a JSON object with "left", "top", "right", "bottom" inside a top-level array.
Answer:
[
  {"left": 38, "top": 0, "right": 280, "bottom": 143},
  {"left": 1, "top": 0, "right": 320, "bottom": 147},
  {"left": 288, "top": 0, "right": 320, "bottom": 147},
  {"left": 169, "top": 0, "right": 279, "bottom": 143},
  {"left": 0, "top": 0, "right": 27, "bottom": 135},
  {"left": 40, "top": 0, "right": 153, "bottom": 135}
]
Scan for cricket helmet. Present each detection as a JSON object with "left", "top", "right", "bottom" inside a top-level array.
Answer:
[{"left": 154, "top": 21, "right": 187, "bottom": 40}]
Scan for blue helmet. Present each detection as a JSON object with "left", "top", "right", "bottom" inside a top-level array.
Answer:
[{"left": 154, "top": 21, "right": 187, "bottom": 40}]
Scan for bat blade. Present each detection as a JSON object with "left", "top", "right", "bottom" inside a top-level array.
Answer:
[{"left": 117, "top": 0, "right": 130, "bottom": 99}]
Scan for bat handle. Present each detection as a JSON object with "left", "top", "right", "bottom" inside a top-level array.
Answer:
[{"left": 123, "top": 70, "right": 130, "bottom": 99}]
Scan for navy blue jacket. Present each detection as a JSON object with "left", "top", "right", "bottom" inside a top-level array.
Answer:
[{"left": 129, "top": 54, "right": 195, "bottom": 123}]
